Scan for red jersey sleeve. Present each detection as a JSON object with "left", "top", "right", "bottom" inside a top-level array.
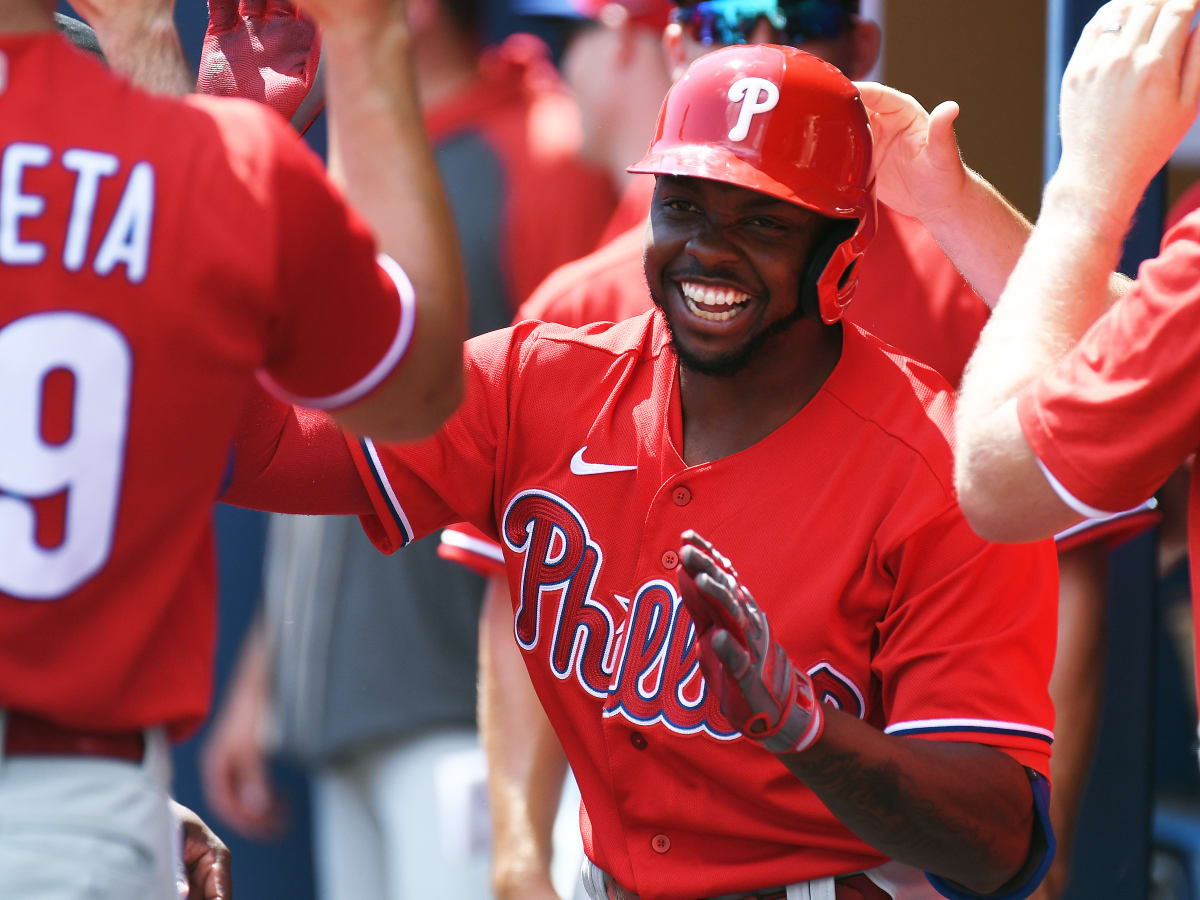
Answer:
[
  {"left": 873, "top": 500, "right": 1058, "bottom": 775},
  {"left": 1017, "top": 213, "right": 1200, "bottom": 515},
  {"left": 438, "top": 524, "right": 507, "bottom": 577},
  {"left": 241, "top": 108, "right": 415, "bottom": 410},
  {"left": 345, "top": 322, "right": 537, "bottom": 552}
]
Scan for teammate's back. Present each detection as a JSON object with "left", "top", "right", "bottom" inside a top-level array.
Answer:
[
  {"left": 0, "top": 33, "right": 419, "bottom": 738},
  {"left": 0, "top": 4, "right": 465, "bottom": 897}
]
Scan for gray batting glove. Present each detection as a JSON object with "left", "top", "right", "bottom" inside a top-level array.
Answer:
[{"left": 678, "top": 530, "right": 824, "bottom": 754}]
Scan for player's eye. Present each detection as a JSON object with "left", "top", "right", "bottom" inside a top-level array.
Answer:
[
  {"left": 662, "top": 197, "right": 700, "bottom": 214},
  {"left": 744, "top": 216, "right": 785, "bottom": 230}
]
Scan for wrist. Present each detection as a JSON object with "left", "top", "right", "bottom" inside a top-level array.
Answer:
[
  {"left": 320, "top": 14, "right": 413, "bottom": 58},
  {"left": 918, "top": 165, "right": 980, "bottom": 233},
  {"left": 90, "top": 10, "right": 177, "bottom": 50},
  {"left": 493, "top": 862, "right": 557, "bottom": 900},
  {"left": 759, "top": 668, "right": 824, "bottom": 754},
  {"left": 1042, "top": 172, "right": 1137, "bottom": 243}
]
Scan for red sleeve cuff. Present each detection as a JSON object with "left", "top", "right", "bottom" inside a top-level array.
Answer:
[
  {"left": 1053, "top": 500, "right": 1161, "bottom": 553},
  {"left": 438, "top": 525, "right": 506, "bottom": 577},
  {"left": 345, "top": 433, "right": 412, "bottom": 553}
]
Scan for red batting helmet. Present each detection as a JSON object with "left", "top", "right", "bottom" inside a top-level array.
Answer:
[{"left": 628, "top": 44, "right": 876, "bottom": 324}]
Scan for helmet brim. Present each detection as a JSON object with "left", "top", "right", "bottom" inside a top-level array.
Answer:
[{"left": 628, "top": 144, "right": 863, "bottom": 220}]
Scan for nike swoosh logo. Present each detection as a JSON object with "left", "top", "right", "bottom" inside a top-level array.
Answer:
[{"left": 570, "top": 447, "right": 637, "bottom": 476}]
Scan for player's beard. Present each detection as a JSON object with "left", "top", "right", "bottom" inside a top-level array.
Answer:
[{"left": 650, "top": 283, "right": 809, "bottom": 378}]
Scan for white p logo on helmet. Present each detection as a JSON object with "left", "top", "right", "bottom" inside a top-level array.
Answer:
[{"left": 727, "top": 77, "right": 780, "bottom": 142}]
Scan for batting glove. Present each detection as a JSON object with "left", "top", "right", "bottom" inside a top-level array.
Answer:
[
  {"left": 677, "top": 530, "right": 824, "bottom": 754},
  {"left": 200, "top": 0, "right": 325, "bottom": 134}
]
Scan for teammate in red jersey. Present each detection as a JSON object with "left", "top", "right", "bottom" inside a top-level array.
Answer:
[
  {"left": 225, "top": 45, "right": 1057, "bottom": 899},
  {"left": 949, "top": 0, "right": 1200, "bottom": 717},
  {"left": 0, "top": 0, "right": 464, "bottom": 895}
]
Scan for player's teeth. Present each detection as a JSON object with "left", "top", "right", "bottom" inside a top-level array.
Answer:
[
  {"left": 684, "top": 296, "right": 741, "bottom": 321},
  {"left": 679, "top": 281, "right": 750, "bottom": 307}
]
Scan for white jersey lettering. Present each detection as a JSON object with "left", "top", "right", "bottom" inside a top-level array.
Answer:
[
  {"left": 0, "top": 313, "right": 131, "bottom": 599},
  {"left": 0, "top": 143, "right": 155, "bottom": 282},
  {"left": 0, "top": 142, "right": 51, "bottom": 265},
  {"left": 62, "top": 149, "right": 120, "bottom": 272},
  {"left": 94, "top": 161, "right": 155, "bottom": 284}
]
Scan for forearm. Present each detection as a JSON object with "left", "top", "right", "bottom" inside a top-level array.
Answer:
[
  {"left": 922, "top": 166, "right": 1134, "bottom": 319},
  {"left": 480, "top": 577, "right": 567, "bottom": 899},
  {"left": 319, "top": 18, "right": 467, "bottom": 431},
  {"left": 231, "top": 612, "right": 272, "bottom": 704},
  {"left": 1039, "top": 542, "right": 1108, "bottom": 896},
  {"left": 960, "top": 177, "right": 1131, "bottom": 422},
  {"left": 779, "top": 710, "right": 1034, "bottom": 894},
  {"left": 919, "top": 169, "right": 1033, "bottom": 308},
  {"left": 952, "top": 177, "right": 1135, "bottom": 528},
  {"left": 87, "top": 12, "right": 192, "bottom": 96},
  {"left": 223, "top": 384, "right": 372, "bottom": 514}
]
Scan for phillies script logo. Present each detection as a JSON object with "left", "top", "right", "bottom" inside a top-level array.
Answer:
[{"left": 502, "top": 489, "right": 864, "bottom": 739}]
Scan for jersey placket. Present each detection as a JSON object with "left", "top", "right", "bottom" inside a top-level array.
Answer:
[{"left": 600, "top": 460, "right": 728, "bottom": 888}]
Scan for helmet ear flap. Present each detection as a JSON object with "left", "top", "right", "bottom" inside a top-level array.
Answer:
[{"left": 799, "top": 218, "right": 859, "bottom": 323}]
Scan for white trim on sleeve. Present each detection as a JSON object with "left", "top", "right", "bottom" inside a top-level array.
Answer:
[
  {"left": 440, "top": 528, "right": 505, "bottom": 563},
  {"left": 281, "top": 253, "right": 417, "bottom": 410},
  {"left": 885, "top": 717, "right": 1054, "bottom": 744},
  {"left": 1034, "top": 456, "right": 1119, "bottom": 520},
  {"left": 362, "top": 437, "right": 415, "bottom": 545},
  {"left": 1053, "top": 496, "right": 1158, "bottom": 544}
]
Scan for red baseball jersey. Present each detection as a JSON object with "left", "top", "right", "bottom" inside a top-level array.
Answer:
[
  {"left": 0, "top": 34, "right": 414, "bottom": 738},
  {"left": 1017, "top": 210, "right": 1200, "bottom": 693},
  {"left": 345, "top": 312, "right": 1055, "bottom": 896}
]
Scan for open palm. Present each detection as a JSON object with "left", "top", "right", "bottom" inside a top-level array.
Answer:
[{"left": 200, "top": 0, "right": 322, "bottom": 131}]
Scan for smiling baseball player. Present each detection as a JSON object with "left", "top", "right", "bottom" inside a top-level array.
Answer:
[{"left": 225, "top": 44, "right": 1056, "bottom": 899}]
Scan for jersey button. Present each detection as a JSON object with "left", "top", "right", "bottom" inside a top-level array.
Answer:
[
  {"left": 651, "top": 833, "right": 671, "bottom": 854},
  {"left": 630, "top": 732, "right": 647, "bottom": 750},
  {"left": 661, "top": 550, "right": 679, "bottom": 570},
  {"left": 672, "top": 486, "right": 692, "bottom": 506}
]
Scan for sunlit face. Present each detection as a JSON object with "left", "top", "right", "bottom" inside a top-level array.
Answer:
[{"left": 643, "top": 175, "right": 826, "bottom": 376}]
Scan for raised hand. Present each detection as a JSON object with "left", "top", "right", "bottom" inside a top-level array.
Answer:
[
  {"left": 677, "top": 530, "right": 823, "bottom": 754},
  {"left": 855, "top": 81, "right": 968, "bottom": 227},
  {"left": 200, "top": 0, "right": 323, "bottom": 133},
  {"left": 1055, "top": 0, "right": 1200, "bottom": 222}
]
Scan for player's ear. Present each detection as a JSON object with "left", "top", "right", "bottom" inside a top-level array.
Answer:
[
  {"left": 844, "top": 17, "right": 881, "bottom": 80},
  {"left": 662, "top": 23, "right": 688, "bottom": 82}
]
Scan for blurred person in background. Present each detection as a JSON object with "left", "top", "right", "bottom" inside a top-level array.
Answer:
[
  {"left": 525, "top": 0, "right": 674, "bottom": 240},
  {"left": 198, "top": 2, "right": 616, "bottom": 898}
]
